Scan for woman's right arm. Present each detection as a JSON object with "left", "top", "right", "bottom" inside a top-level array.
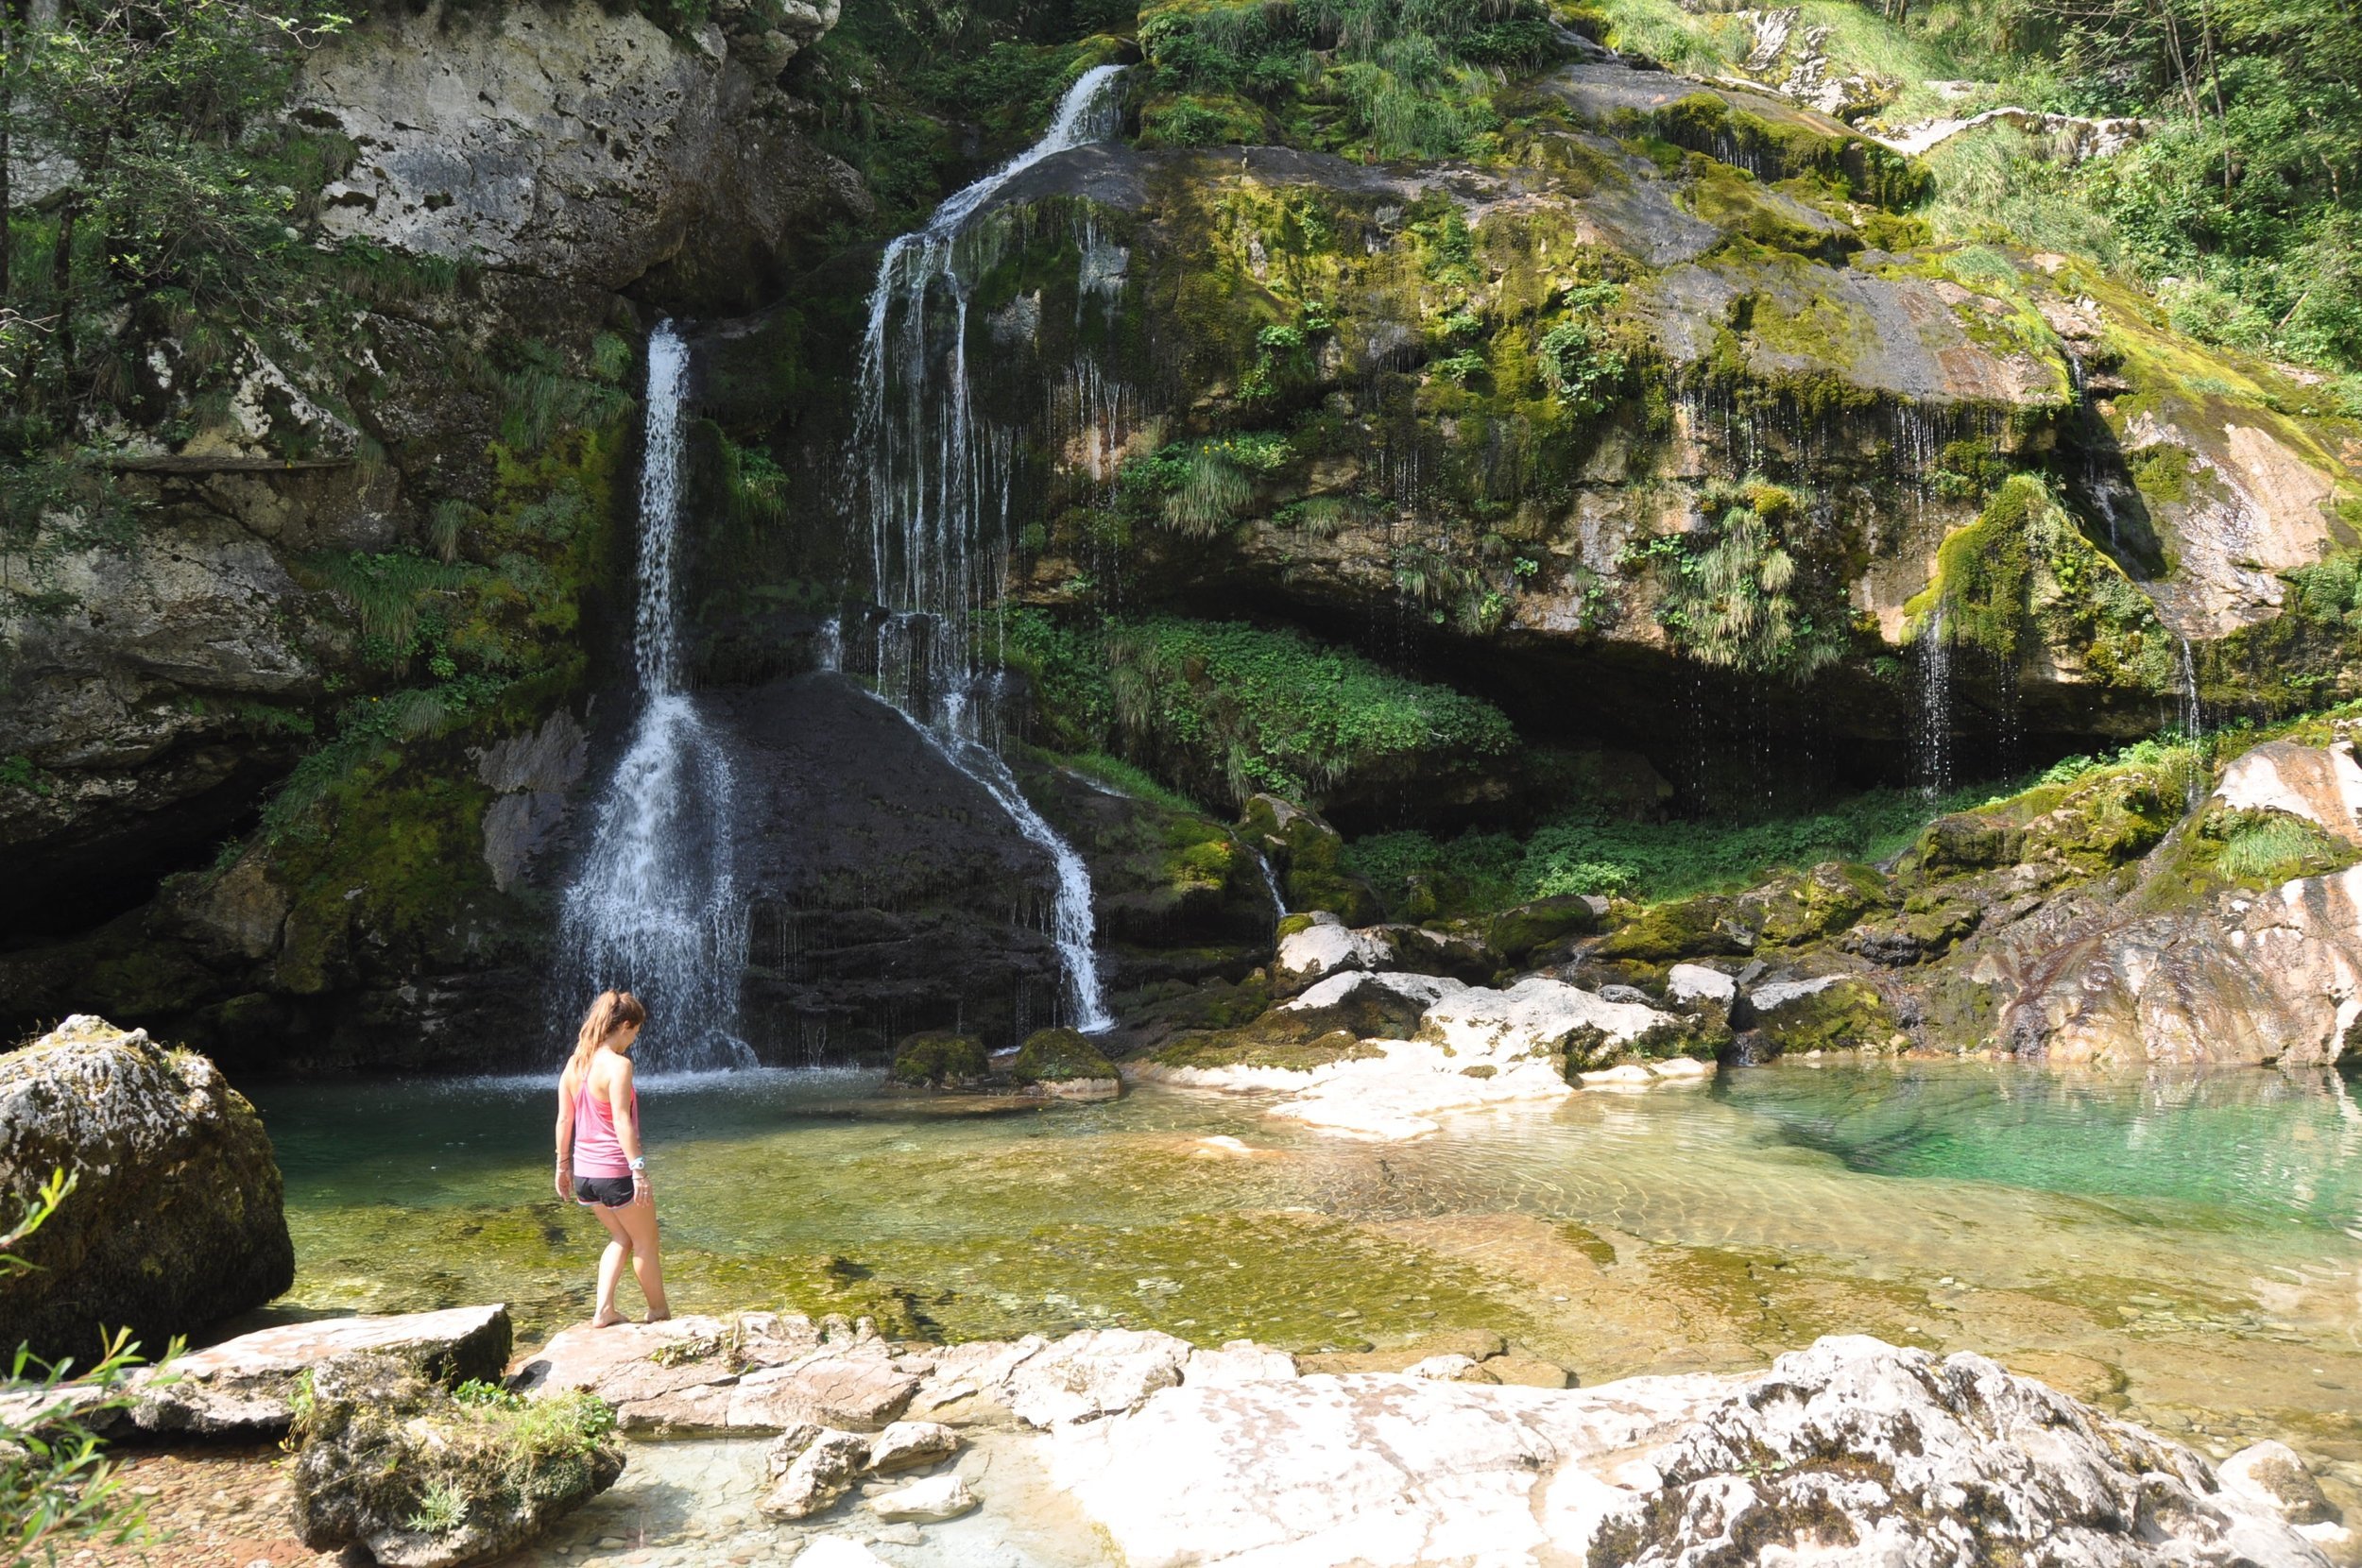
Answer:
[{"left": 553, "top": 1065, "right": 576, "bottom": 1202}]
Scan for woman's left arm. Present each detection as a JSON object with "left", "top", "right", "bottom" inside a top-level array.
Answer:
[{"left": 553, "top": 1066, "right": 577, "bottom": 1202}]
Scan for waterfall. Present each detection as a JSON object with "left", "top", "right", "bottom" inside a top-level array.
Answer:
[
  {"left": 554, "top": 323, "right": 752, "bottom": 1072},
  {"left": 845, "top": 66, "right": 1126, "bottom": 1032},
  {"left": 1251, "top": 847, "right": 1288, "bottom": 930},
  {"left": 1917, "top": 602, "right": 1952, "bottom": 799},
  {"left": 2176, "top": 633, "right": 2207, "bottom": 808}
]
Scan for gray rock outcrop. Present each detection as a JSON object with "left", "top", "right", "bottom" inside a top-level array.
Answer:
[
  {"left": 298, "top": 0, "right": 864, "bottom": 301},
  {"left": 0, "top": 1016, "right": 293, "bottom": 1365}
]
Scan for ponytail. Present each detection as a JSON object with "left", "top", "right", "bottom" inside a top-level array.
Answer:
[{"left": 568, "top": 990, "right": 647, "bottom": 1081}]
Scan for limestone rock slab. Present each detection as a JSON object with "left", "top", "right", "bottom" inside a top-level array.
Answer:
[{"left": 135, "top": 1304, "right": 512, "bottom": 1435}]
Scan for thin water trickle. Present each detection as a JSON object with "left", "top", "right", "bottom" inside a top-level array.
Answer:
[
  {"left": 844, "top": 67, "right": 1128, "bottom": 1031},
  {"left": 555, "top": 324, "right": 751, "bottom": 1072},
  {"left": 1917, "top": 601, "right": 1952, "bottom": 798}
]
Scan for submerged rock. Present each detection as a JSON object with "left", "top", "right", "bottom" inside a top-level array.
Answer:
[
  {"left": 0, "top": 1016, "right": 293, "bottom": 1365},
  {"left": 867, "top": 1471, "right": 978, "bottom": 1523},
  {"left": 760, "top": 1424, "right": 873, "bottom": 1520},
  {"left": 292, "top": 1352, "right": 623, "bottom": 1568},
  {"left": 1041, "top": 1336, "right": 2333, "bottom": 1568}
]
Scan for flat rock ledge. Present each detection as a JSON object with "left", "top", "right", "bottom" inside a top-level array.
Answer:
[
  {"left": 0, "top": 1302, "right": 513, "bottom": 1437},
  {"left": 500, "top": 1313, "right": 2344, "bottom": 1565},
  {"left": 66, "top": 1307, "right": 2347, "bottom": 1565}
]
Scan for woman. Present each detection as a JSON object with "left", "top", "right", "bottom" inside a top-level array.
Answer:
[{"left": 554, "top": 990, "right": 670, "bottom": 1327}]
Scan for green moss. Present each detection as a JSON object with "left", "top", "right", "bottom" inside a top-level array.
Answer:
[
  {"left": 1013, "top": 1029, "right": 1117, "bottom": 1083},
  {"left": 1734, "top": 861, "right": 1891, "bottom": 946},
  {"left": 1152, "top": 1028, "right": 1380, "bottom": 1073},
  {"left": 890, "top": 1031, "right": 989, "bottom": 1087},
  {"left": 1903, "top": 473, "right": 2167, "bottom": 691},
  {"left": 1595, "top": 895, "right": 1747, "bottom": 962},
  {"left": 2137, "top": 805, "right": 2361, "bottom": 911},
  {"left": 1754, "top": 978, "right": 1900, "bottom": 1055}
]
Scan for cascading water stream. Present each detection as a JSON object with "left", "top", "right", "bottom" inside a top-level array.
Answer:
[
  {"left": 1917, "top": 602, "right": 1952, "bottom": 799},
  {"left": 555, "top": 323, "right": 752, "bottom": 1071},
  {"left": 845, "top": 66, "right": 1126, "bottom": 1032}
]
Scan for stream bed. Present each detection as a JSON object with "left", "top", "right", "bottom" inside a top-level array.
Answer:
[{"left": 248, "top": 1057, "right": 2362, "bottom": 1534}]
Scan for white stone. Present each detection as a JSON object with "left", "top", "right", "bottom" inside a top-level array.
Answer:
[
  {"left": 1001, "top": 1329, "right": 1193, "bottom": 1428},
  {"left": 1402, "top": 1355, "right": 1489, "bottom": 1382},
  {"left": 1275, "top": 917, "right": 1397, "bottom": 992},
  {"left": 1183, "top": 1342, "right": 1300, "bottom": 1389},
  {"left": 1666, "top": 963, "right": 1737, "bottom": 1005},
  {"left": 1038, "top": 1338, "right": 2331, "bottom": 1568},
  {"left": 1284, "top": 969, "right": 1464, "bottom": 1013},
  {"left": 865, "top": 1420, "right": 959, "bottom": 1475},
  {"left": 1418, "top": 976, "right": 1672, "bottom": 1059},
  {"left": 1747, "top": 975, "right": 1843, "bottom": 1011},
  {"left": 867, "top": 1472, "right": 978, "bottom": 1524}
]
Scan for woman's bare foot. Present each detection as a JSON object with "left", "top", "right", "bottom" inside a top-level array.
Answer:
[
  {"left": 590, "top": 1307, "right": 629, "bottom": 1328},
  {"left": 645, "top": 1310, "right": 672, "bottom": 1323}
]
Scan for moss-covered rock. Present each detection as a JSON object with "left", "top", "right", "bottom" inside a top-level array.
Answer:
[
  {"left": 1733, "top": 862, "right": 1891, "bottom": 947},
  {"left": 0, "top": 1016, "right": 294, "bottom": 1364},
  {"left": 1238, "top": 794, "right": 1382, "bottom": 926},
  {"left": 1593, "top": 895, "right": 1750, "bottom": 963},
  {"left": 1749, "top": 977, "right": 1900, "bottom": 1056},
  {"left": 1012, "top": 1028, "right": 1118, "bottom": 1084},
  {"left": 1477, "top": 895, "right": 1602, "bottom": 963},
  {"left": 291, "top": 1354, "right": 624, "bottom": 1568},
  {"left": 887, "top": 1031, "right": 989, "bottom": 1088}
]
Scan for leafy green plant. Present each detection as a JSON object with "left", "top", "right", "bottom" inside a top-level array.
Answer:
[
  {"left": 1647, "top": 483, "right": 1841, "bottom": 678},
  {"left": 407, "top": 1478, "right": 470, "bottom": 1535},
  {"left": 3, "top": 1171, "right": 167, "bottom": 1567}
]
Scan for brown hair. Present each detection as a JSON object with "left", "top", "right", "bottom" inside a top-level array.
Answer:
[{"left": 568, "top": 990, "right": 647, "bottom": 1080}]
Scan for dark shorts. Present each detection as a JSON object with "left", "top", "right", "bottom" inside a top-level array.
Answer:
[{"left": 573, "top": 1174, "right": 634, "bottom": 1209}]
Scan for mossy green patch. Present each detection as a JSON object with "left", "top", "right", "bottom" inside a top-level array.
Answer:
[
  {"left": 891, "top": 1031, "right": 990, "bottom": 1087},
  {"left": 1014, "top": 1028, "right": 1118, "bottom": 1083}
]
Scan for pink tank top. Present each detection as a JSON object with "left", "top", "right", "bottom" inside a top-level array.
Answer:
[{"left": 571, "top": 1071, "right": 637, "bottom": 1178}]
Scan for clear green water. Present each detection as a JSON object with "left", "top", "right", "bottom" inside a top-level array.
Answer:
[{"left": 248, "top": 1058, "right": 2362, "bottom": 1509}]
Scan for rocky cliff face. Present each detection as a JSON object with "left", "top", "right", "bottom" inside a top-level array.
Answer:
[
  {"left": 5, "top": 1, "right": 2358, "bottom": 1071},
  {"left": 0, "top": 0, "right": 865, "bottom": 1068}
]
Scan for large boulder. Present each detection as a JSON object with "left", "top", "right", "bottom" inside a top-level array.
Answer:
[
  {"left": 0, "top": 1016, "right": 293, "bottom": 1365},
  {"left": 292, "top": 1353, "right": 624, "bottom": 1568}
]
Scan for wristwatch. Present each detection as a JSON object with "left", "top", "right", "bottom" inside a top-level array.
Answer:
[{"left": 627, "top": 1155, "right": 646, "bottom": 1173}]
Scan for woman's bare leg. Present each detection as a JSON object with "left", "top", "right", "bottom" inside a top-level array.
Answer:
[
  {"left": 616, "top": 1199, "right": 670, "bottom": 1321},
  {"left": 590, "top": 1204, "right": 633, "bottom": 1327}
]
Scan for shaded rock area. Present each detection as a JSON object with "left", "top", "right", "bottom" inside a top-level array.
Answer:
[
  {"left": 715, "top": 672, "right": 1268, "bottom": 1058},
  {"left": 0, "top": 1017, "right": 293, "bottom": 1365}
]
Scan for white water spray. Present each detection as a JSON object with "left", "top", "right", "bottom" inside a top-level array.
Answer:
[
  {"left": 845, "top": 67, "right": 1127, "bottom": 1032},
  {"left": 556, "top": 323, "right": 752, "bottom": 1070}
]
